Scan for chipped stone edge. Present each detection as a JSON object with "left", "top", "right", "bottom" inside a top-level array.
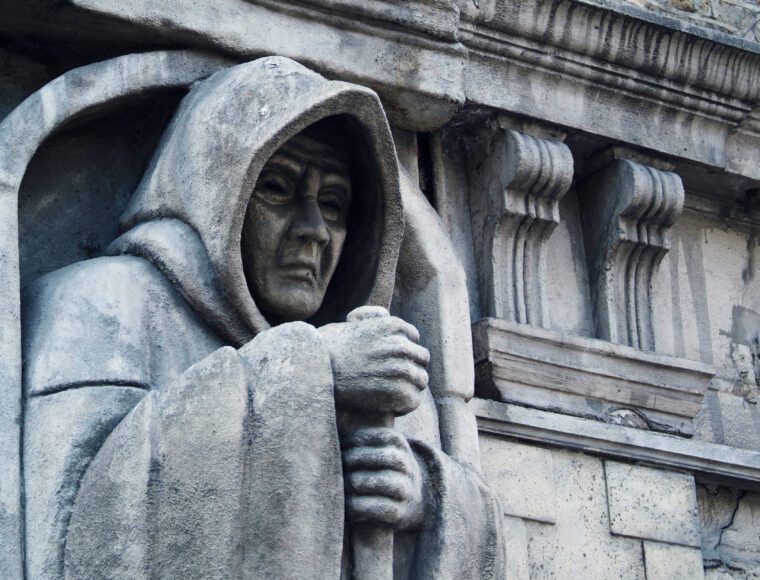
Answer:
[{"left": 471, "top": 398, "right": 760, "bottom": 491}]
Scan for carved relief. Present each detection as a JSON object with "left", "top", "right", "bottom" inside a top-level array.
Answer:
[
  {"left": 469, "top": 128, "right": 574, "bottom": 328},
  {"left": 579, "top": 153, "right": 685, "bottom": 351},
  {"left": 1, "top": 53, "right": 506, "bottom": 579}
]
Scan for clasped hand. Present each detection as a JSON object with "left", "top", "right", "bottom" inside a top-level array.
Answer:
[{"left": 319, "top": 307, "right": 430, "bottom": 530}]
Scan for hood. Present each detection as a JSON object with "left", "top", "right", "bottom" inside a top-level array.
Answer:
[{"left": 109, "top": 56, "right": 403, "bottom": 343}]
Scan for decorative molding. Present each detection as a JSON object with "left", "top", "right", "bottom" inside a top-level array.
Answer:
[
  {"left": 458, "top": 0, "right": 760, "bottom": 178},
  {"left": 472, "top": 318, "right": 714, "bottom": 436},
  {"left": 468, "top": 129, "right": 573, "bottom": 327},
  {"left": 267, "top": 0, "right": 461, "bottom": 40},
  {"left": 8, "top": 0, "right": 760, "bottom": 176},
  {"left": 471, "top": 398, "right": 760, "bottom": 491},
  {"left": 578, "top": 154, "right": 685, "bottom": 350},
  {"left": 727, "top": 106, "right": 760, "bottom": 180},
  {"left": 37, "top": 0, "right": 468, "bottom": 131}
]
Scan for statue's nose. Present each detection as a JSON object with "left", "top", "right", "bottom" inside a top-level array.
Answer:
[
  {"left": 290, "top": 199, "right": 330, "bottom": 246},
  {"left": 290, "top": 168, "right": 330, "bottom": 247}
]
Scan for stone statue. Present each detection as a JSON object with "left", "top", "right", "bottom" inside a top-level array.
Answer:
[{"left": 21, "top": 57, "right": 505, "bottom": 579}]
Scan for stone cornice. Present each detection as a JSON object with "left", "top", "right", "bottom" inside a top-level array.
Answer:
[
  {"left": 460, "top": 0, "right": 760, "bottom": 101},
  {"left": 471, "top": 398, "right": 760, "bottom": 490},
  {"left": 472, "top": 317, "right": 714, "bottom": 435},
  {"left": 2, "top": 0, "right": 760, "bottom": 175},
  {"left": 265, "top": 0, "right": 461, "bottom": 40}
]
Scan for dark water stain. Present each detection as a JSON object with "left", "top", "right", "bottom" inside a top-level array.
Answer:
[
  {"left": 684, "top": 229, "right": 714, "bottom": 364},
  {"left": 729, "top": 305, "right": 760, "bottom": 347},
  {"left": 669, "top": 238, "right": 686, "bottom": 358}
]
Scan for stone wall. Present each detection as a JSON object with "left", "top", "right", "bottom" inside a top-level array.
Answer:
[
  {"left": 1, "top": 1, "right": 760, "bottom": 578},
  {"left": 481, "top": 435, "right": 707, "bottom": 579},
  {"left": 700, "top": 486, "right": 760, "bottom": 578}
]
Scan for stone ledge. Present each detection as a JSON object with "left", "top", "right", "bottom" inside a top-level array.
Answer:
[
  {"left": 4, "top": 0, "right": 760, "bottom": 178},
  {"left": 473, "top": 318, "right": 714, "bottom": 435},
  {"left": 471, "top": 398, "right": 760, "bottom": 490}
]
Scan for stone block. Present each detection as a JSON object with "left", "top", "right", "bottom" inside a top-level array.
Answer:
[
  {"left": 605, "top": 461, "right": 701, "bottom": 547},
  {"left": 644, "top": 542, "right": 705, "bottom": 580},
  {"left": 523, "top": 450, "right": 646, "bottom": 579},
  {"left": 503, "top": 516, "right": 530, "bottom": 580},
  {"left": 719, "top": 492, "right": 760, "bottom": 567},
  {"left": 479, "top": 435, "right": 556, "bottom": 523}
]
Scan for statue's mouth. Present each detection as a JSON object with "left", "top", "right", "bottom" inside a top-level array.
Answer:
[{"left": 280, "top": 261, "right": 318, "bottom": 282}]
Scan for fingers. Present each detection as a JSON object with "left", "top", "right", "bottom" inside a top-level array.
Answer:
[
  {"left": 373, "top": 362, "right": 428, "bottom": 391},
  {"left": 325, "top": 312, "right": 429, "bottom": 416},
  {"left": 341, "top": 427, "right": 409, "bottom": 450},
  {"left": 341, "top": 428, "right": 425, "bottom": 529},
  {"left": 345, "top": 471, "right": 411, "bottom": 501},
  {"left": 353, "top": 314, "right": 420, "bottom": 344},
  {"left": 346, "top": 306, "right": 389, "bottom": 322},
  {"left": 346, "top": 495, "right": 408, "bottom": 526},
  {"left": 343, "top": 445, "right": 406, "bottom": 471},
  {"left": 379, "top": 316, "right": 420, "bottom": 343},
  {"left": 371, "top": 337, "right": 430, "bottom": 367}
]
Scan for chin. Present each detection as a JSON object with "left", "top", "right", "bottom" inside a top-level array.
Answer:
[{"left": 266, "top": 290, "right": 323, "bottom": 322}]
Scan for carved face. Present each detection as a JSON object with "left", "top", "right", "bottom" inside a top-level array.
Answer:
[{"left": 242, "top": 127, "right": 352, "bottom": 323}]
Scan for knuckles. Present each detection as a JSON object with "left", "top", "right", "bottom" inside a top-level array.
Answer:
[{"left": 321, "top": 313, "right": 428, "bottom": 415}]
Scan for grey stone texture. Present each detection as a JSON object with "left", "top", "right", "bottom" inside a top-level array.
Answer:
[
  {"left": 644, "top": 542, "right": 706, "bottom": 580},
  {"left": 2, "top": 0, "right": 760, "bottom": 577},
  {"left": 701, "top": 488, "right": 760, "bottom": 576},
  {"left": 621, "top": 0, "right": 760, "bottom": 40},
  {"left": 483, "top": 436, "right": 648, "bottom": 579},
  {"left": 479, "top": 432, "right": 727, "bottom": 578},
  {"left": 4, "top": 53, "right": 506, "bottom": 578},
  {"left": 578, "top": 150, "right": 685, "bottom": 351},
  {"left": 467, "top": 127, "right": 573, "bottom": 328},
  {"left": 605, "top": 461, "right": 702, "bottom": 547},
  {"left": 480, "top": 435, "right": 557, "bottom": 524},
  {"left": 473, "top": 317, "right": 714, "bottom": 435}
]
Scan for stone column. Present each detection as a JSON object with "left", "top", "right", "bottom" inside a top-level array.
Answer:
[{"left": 578, "top": 149, "right": 685, "bottom": 351}]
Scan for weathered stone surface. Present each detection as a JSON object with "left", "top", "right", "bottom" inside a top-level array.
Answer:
[
  {"left": 473, "top": 399, "right": 760, "bottom": 490},
  {"left": 2, "top": 0, "right": 760, "bottom": 577},
  {"left": 705, "top": 567, "right": 760, "bottom": 579},
  {"left": 578, "top": 151, "right": 685, "bottom": 351},
  {"left": 643, "top": 542, "right": 705, "bottom": 580},
  {"left": 522, "top": 450, "right": 646, "bottom": 579},
  {"left": 5, "top": 51, "right": 506, "bottom": 579},
  {"left": 467, "top": 127, "right": 573, "bottom": 327},
  {"left": 0, "top": 49, "right": 231, "bottom": 580},
  {"left": 605, "top": 461, "right": 701, "bottom": 547},
  {"left": 479, "top": 435, "right": 556, "bottom": 523},
  {"left": 503, "top": 515, "right": 530, "bottom": 580},
  {"left": 719, "top": 492, "right": 760, "bottom": 568},
  {"left": 473, "top": 318, "right": 714, "bottom": 435},
  {"left": 698, "top": 485, "right": 744, "bottom": 562}
]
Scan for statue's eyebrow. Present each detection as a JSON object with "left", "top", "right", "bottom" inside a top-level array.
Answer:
[
  {"left": 320, "top": 172, "right": 352, "bottom": 203},
  {"left": 261, "top": 153, "right": 302, "bottom": 177},
  {"left": 278, "top": 139, "right": 351, "bottom": 174}
]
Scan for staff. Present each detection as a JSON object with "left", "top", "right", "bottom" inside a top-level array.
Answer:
[{"left": 343, "top": 307, "right": 395, "bottom": 580}]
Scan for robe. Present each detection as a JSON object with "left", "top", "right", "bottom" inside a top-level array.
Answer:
[
  {"left": 21, "top": 55, "right": 506, "bottom": 580},
  {"left": 23, "top": 252, "right": 505, "bottom": 579}
]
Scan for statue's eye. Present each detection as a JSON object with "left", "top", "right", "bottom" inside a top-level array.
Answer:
[
  {"left": 256, "top": 171, "right": 295, "bottom": 204},
  {"left": 318, "top": 190, "right": 348, "bottom": 222}
]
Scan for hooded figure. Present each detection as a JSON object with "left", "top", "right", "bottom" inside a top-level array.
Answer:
[{"left": 22, "top": 57, "right": 505, "bottom": 579}]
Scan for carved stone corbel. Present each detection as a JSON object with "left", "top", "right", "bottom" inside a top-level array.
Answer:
[
  {"left": 469, "top": 128, "right": 574, "bottom": 327},
  {"left": 578, "top": 151, "right": 684, "bottom": 351}
]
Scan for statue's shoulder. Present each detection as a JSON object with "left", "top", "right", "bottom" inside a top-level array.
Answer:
[
  {"left": 23, "top": 256, "right": 172, "bottom": 396},
  {"left": 27, "top": 255, "right": 168, "bottom": 301}
]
